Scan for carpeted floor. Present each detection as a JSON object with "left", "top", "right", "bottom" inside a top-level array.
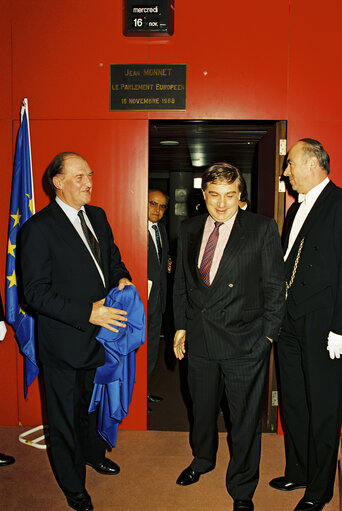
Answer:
[{"left": 0, "top": 426, "right": 340, "bottom": 511}]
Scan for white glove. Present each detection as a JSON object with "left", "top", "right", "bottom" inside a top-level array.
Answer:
[
  {"left": 0, "top": 321, "right": 7, "bottom": 341},
  {"left": 327, "top": 331, "right": 342, "bottom": 359}
]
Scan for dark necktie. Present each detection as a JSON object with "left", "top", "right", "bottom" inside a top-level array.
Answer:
[
  {"left": 152, "top": 224, "right": 162, "bottom": 263},
  {"left": 199, "top": 221, "right": 223, "bottom": 286},
  {"left": 78, "top": 210, "right": 103, "bottom": 270}
]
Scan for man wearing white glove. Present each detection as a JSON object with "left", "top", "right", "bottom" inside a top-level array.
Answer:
[
  {"left": 269, "top": 139, "right": 342, "bottom": 511},
  {"left": 327, "top": 332, "right": 342, "bottom": 359}
]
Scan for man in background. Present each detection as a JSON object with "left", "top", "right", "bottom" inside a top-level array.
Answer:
[
  {"left": 269, "top": 139, "right": 342, "bottom": 511},
  {"left": 147, "top": 189, "right": 169, "bottom": 409},
  {"left": 20, "top": 152, "right": 132, "bottom": 511},
  {"left": 173, "top": 162, "right": 285, "bottom": 511}
]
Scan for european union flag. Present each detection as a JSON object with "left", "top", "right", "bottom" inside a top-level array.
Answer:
[{"left": 5, "top": 98, "right": 38, "bottom": 397}]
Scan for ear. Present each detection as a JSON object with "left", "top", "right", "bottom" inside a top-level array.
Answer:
[
  {"left": 309, "top": 155, "right": 318, "bottom": 171},
  {"left": 52, "top": 175, "right": 62, "bottom": 190}
]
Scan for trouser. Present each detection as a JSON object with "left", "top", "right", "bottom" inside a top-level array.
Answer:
[
  {"left": 277, "top": 310, "right": 342, "bottom": 503},
  {"left": 147, "top": 297, "right": 163, "bottom": 382},
  {"left": 188, "top": 336, "right": 271, "bottom": 500},
  {"left": 43, "top": 365, "right": 106, "bottom": 494}
]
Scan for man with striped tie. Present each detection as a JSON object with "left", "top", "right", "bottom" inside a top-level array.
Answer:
[{"left": 173, "top": 163, "right": 285, "bottom": 511}]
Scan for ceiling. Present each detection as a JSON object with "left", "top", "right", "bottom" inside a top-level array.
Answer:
[{"left": 149, "top": 120, "right": 278, "bottom": 175}]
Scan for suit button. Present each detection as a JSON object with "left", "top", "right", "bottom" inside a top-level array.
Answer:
[
  {"left": 301, "top": 281, "right": 306, "bottom": 286},
  {"left": 228, "top": 283, "right": 234, "bottom": 288},
  {"left": 313, "top": 246, "right": 318, "bottom": 251},
  {"left": 307, "top": 264, "right": 312, "bottom": 269},
  {"left": 201, "top": 308, "right": 206, "bottom": 313}
]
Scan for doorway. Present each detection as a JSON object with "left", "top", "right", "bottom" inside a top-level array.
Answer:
[{"left": 147, "top": 120, "right": 287, "bottom": 432}]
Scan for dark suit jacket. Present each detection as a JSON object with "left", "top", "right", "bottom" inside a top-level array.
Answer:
[
  {"left": 19, "top": 201, "right": 131, "bottom": 369},
  {"left": 148, "top": 222, "right": 169, "bottom": 315},
  {"left": 173, "top": 209, "right": 285, "bottom": 359},
  {"left": 283, "top": 180, "right": 342, "bottom": 333}
]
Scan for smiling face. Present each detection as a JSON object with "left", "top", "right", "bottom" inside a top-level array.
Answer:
[
  {"left": 202, "top": 179, "right": 240, "bottom": 222},
  {"left": 53, "top": 155, "right": 93, "bottom": 210}
]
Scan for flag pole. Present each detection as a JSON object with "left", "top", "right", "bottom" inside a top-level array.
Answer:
[{"left": 21, "top": 98, "right": 35, "bottom": 214}]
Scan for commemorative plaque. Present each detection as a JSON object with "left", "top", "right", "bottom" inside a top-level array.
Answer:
[{"left": 110, "top": 64, "right": 186, "bottom": 111}]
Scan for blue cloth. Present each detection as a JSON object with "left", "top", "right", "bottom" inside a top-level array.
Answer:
[
  {"left": 89, "top": 285, "right": 146, "bottom": 447},
  {"left": 5, "top": 101, "right": 38, "bottom": 397}
]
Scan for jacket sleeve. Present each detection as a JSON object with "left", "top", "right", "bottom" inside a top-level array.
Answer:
[
  {"left": 103, "top": 212, "right": 131, "bottom": 288},
  {"left": 330, "top": 200, "right": 342, "bottom": 334},
  {"left": 173, "top": 223, "right": 189, "bottom": 330},
  {"left": 261, "top": 219, "right": 286, "bottom": 340}
]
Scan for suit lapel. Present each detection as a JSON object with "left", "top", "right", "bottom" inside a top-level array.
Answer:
[
  {"left": 188, "top": 216, "right": 207, "bottom": 284},
  {"left": 282, "top": 201, "right": 300, "bottom": 251},
  {"left": 51, "top": 202, "right": 106, "bottom": 287},
  {"left": 209, "top": 209, "right": 247, "bottom": 290},
  {"left": 85, "top": 205, "right": 108, "bottom": 286},
  {"left": 286, "top": 181, "right": 335, "bottom": 258}
]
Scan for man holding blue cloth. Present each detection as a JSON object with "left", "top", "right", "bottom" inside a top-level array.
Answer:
[{"left": 20, "top": 152, "right": 132, "bottom": 511}]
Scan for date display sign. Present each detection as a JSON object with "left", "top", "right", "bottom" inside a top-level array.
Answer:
[{"left": 124, "top": 0, "right": 174, "bottom": 36}]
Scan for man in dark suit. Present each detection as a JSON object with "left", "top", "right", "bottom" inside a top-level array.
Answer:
[
  {"left": 147, "top": 189, "right": 169, "bottom": 407},
  {"left": 173, "top": 162, "right": 285, "bottom": 511},
  {"left": 0, "top": 293, "right": 15, "bottom": 467},
  {"left": 269, "top": 139, "right": 342, "bottom": 511},
  {"left": 20, "top": 152, "right": 132, "bottom": 511}
]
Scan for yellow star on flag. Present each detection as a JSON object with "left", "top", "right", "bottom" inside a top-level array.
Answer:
[
  {"left": 7, "top": 238, "right": 16, "bottom": 257},
  {"left": 11, "top": 209, "right": 21, "bottom": 227},
  {"left": 19, "top": 307, "right": 26, "bottom": 316},
  {"left": 26, "top": 194, "right": 33, "bottom": 214},
  {"left": 7, "top": 270, "right": 17, "bottom": 288}
]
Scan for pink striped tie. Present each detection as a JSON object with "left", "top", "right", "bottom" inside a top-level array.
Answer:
[{"left": 199, "top": 221, "right": 223, "bottom": 286}]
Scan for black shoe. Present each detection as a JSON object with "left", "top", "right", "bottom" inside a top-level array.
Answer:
[
  {"left": 86, "top": 458, "right": 120, "bottom": 475},
  {"left": 147, "top": 394, "right": 163, "bottom": 403},
  {"left": 176, "top": 464, "right": 214, "bottom": 486},
  {"left": 233, "top": 500, "right": 254, "bottom": 511},
  {"left": 65, "top": 490, "right": 93, "bottom": 511},
  {"left": 269, "top": 476, "right": 306, "bottom": 491},
  {"left": 293, "top": 498, "right": 325, "bottom": 511},
  {"left": 0, "top": 453, "right": 15, "bottom": 466}
]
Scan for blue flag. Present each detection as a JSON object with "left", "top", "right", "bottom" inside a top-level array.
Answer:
[{"left": 5, "top": 98, "right": 38, "bottom": 397}]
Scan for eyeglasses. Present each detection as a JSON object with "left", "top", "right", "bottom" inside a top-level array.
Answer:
[{"left": 149, "top": 200, "right": 168, "bottom": 210}]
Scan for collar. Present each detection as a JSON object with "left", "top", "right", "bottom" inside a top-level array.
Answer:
[
  {"left": 148, "top": 220, "right": 158, "bottom": 229},
  {"left": 298, "top": 177, "right": 329, "bottom": 205},
  {"left": 55, "top": 196, "right": 85, "bottom": 223},
  {"left": 207, "top": 210, "right": 238, "bottom": 229}
]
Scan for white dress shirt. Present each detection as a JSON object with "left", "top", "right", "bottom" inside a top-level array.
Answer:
[
  {"left": 55, "top": 197, "right": 105, "bottom": 286},
  {"left": 148, "top": 220, "right": 163, "bottom": 254},
  {"left": 198, "top": 212, "right": 238, "bottom": 285},
  {"left": 284, "top": 177, "right": 329, "bottom": 261}
]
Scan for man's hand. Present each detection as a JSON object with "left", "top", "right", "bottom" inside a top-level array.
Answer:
[
  {"left": 89, "top": 298, "right": 127, "bottom": 333},
  {"left": 327, "top": 332, "right": 342, "bottom": 359},
  {"left": 118, "top": 278, "right": 134, "bottom": 291},
  {"left": 266, "top": 337, "right": 273, "bottom": 343},
  {"left": 174, "top": 330, "right": 186, "bottom": 360}
]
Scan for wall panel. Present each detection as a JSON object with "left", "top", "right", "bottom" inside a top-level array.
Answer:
[{"left": 2, "top": 0, "right": 342, "bottom": 429}]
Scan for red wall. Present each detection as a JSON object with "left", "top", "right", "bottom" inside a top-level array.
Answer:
[{"left": 1, "top": 0, "right": 342, "bottom": 427}]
